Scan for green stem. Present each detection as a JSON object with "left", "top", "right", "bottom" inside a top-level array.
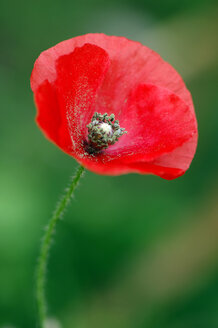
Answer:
[{"left": 36, "top": 165, "right": 85, "bottom": 328}]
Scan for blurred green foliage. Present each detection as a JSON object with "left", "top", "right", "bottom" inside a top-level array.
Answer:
[{"left": 0, "top": 0, "right": 218, "bottom": 327}]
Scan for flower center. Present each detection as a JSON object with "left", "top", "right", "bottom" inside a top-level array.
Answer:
[{"left": 86, "top": 112, "right": 127, "bottom": 154}]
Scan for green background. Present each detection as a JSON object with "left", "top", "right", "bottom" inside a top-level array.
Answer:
[{"left": 0, "top": 0, "right": 218, "bottom": 327}]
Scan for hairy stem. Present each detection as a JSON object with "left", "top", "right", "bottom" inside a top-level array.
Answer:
[{"left": 36, "top": 165, "right": 85, "bottom": 328}]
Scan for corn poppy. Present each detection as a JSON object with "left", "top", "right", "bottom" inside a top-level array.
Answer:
[{"left": 31, "top": 33, "right": 197, "bottom": 179}]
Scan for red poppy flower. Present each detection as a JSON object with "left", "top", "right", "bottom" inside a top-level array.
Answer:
[{"left": 31, "top": 33, "right": 197, "bottom": 179}]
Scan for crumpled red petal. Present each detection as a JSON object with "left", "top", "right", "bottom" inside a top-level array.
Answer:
[
  {"left": 31, "top": 34, "right": 198, "bottom": 179},
  {"left": 34, "top": 43, "right": 110, "bottom": 155},
  {"left": 107, "top": 84, "right": 196, "bottom": 160}
]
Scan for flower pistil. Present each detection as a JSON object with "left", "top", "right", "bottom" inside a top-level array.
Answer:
[{"left": 86, "top": 112, "right": 127, "bottom": 154}]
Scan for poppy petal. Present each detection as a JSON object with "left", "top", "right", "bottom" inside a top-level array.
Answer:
[
  {"left": 33, "top": 43, "right": 110, "bottom": 154},
  {"left": 31, "top": 33, "right": 194, "bottom": 113},
  {"left": 107, "top": 83, "right": 197, "bottom": 161}
]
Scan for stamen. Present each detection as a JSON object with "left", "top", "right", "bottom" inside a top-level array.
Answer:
[{"left": 86, "top": 112, "right": 127, "bottom": 154}]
